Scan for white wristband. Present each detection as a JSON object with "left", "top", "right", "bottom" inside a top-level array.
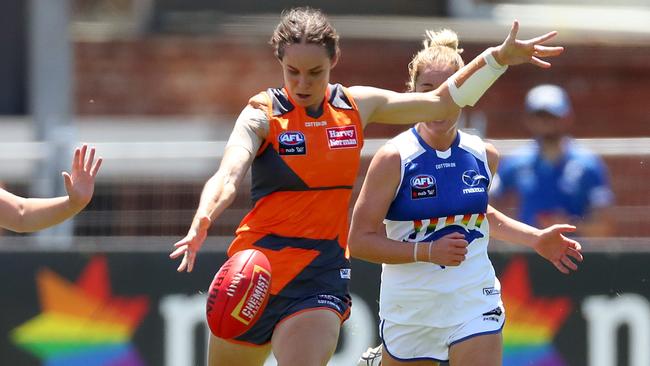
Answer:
[{"left": 447, "top": 48, "right": 508, "bottom": 107}]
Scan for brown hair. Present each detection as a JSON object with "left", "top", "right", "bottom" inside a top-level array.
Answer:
[
  {"left": 407, "top": 29, "right": 465, "bottom": 91},
  {"left": 270, "top": 7, "right": 339, "bottom": 61}
]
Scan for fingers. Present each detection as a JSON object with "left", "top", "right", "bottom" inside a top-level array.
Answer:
[
  {"left": 62, "top": 172, "right": 73, "bottom": 192},
  {"left": 72, "top": 147, "right": 81, "bottom": 172},
  {"left": 534, "top": 45, "right": 564, "bottom": 57},
  {"left": 553, "top": 224, "right": 577, "bottom": 233},
  {"left": 567, "top": 247, "right": 584, "bottom": 262},
  {"left": 169, "top": 244, "right": 187, "bottom": 258},
  {"left": 506, "top": 20, "right": 519, "bottom": 42},
  {"left": 187, "top": 251, "right": 196, "bottom": 272},
  {"left": 449, "top": 246, "right": 468, "bottom": 266},
  {"left": 452, "top": 239, "right": 469, "bottom": 248},
  {"left": 177, "top": 253, "right": 188, "bottom": 272},
  {"left": 171, "top": 236, "right": 198, "bottom": 272},
  {"left": 526, "top": 30, "right": 558, "bottom": 45},
  {"left": 553, "top": 260, "right": 570, "bottom": 275},
  {"left": 530, "top": 56, "right": 552, "bottom": 69},
  {"left": 91, "top": 157, "right": 103, "bottom": 177},
  {"left": 175, "top": 251, "right": 196, "bottom": 272},
  {"left": 560, "top": 255, "right": 578, "bottom": 271},
  {"left": 78, "top": 144, "right": 88, "bottom": 170},
  {"left": 85, "top": 147, "right": 96, "bottom": 172}
]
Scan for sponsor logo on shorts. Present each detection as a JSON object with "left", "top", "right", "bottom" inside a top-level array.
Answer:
[
  {"left": 317, "top": 294, "right": 343, "bottom": 312},
  {"left": 278, "top": 131, "right": 306, "bottom": 155},
  {"left": 482, "top": 307, "right": 503, "bottom": 322},
  {"left": 483, "top": 287, "right": 501, "bottom": 296},
  {"left": 326, "top": 125, "right": 358, "bottom": 149},
  {"left": 340, "top": 268, "right": 351, "bottom": 279},
  {"left": 410, "top": 174, "right": 437, "bottom": 199}
]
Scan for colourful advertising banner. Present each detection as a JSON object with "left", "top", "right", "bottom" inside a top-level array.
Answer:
[{"left": 1, "top": 250, "right": 648, "bottom": 366}]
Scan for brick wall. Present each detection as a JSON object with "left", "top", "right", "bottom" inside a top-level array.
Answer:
[{"left": 75, "top": 37, "right": 650, "bottom": 138}]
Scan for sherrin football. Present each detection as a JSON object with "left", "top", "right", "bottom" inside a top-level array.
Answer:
[{"left": 206, "top": 249, "right": 272, "bottom": 339}]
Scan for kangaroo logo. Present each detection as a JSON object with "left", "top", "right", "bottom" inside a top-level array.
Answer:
[{"left": 423, "top": 224, "right": 484, "bottom": 269}]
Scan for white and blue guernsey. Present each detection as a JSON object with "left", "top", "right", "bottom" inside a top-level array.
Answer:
[{"left": 379, "top": 128, "right": 502, "bottom": 328}]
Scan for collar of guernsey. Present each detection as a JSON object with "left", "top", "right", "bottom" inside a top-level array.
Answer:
[{"left": 230, "top": 83, "right": 364, "bottom": 257}]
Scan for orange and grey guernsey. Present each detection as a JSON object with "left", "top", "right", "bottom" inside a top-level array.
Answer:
[{"left": 228, "top": 84, "right": 364, "bottom": 295}]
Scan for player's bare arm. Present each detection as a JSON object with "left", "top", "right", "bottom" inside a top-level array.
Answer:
[
  {"left": 170, "top": 103, "right": 267, "bottom": 272},
  {"left": 351, "top": 21, "right": 563, "bottom": 129},
  {"left": 0, "top": 144, "right": 101, "bottom": 233},
  {"left": 485, "top": 142, "right": 582, "bottom": 274}
]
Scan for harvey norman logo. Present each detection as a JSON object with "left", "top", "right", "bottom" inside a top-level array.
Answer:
[{"left": 326, "top": 126, "right": 358, "bottom": 149}]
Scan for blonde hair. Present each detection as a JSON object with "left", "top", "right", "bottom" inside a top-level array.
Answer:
[{"left": 407, "top": 29, "right": 465, "bottom": 91}]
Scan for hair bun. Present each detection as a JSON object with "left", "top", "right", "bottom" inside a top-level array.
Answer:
[{"left": 423, "top": 29, "right": 463, "bottom": 54}]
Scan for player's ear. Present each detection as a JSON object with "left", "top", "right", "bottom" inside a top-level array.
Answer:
[{"left": 330, "top": 49, "right": 340, "bottom": 69}]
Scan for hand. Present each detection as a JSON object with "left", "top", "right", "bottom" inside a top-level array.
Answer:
[
  {"left": 492, "top": 20, "right": 564, "bottom": 68},
  {"left": 533, "top": 224, "right": 583, "bottom": 274},
  {"left": 169, "top": 216, "right": 211, "bottom": 272},
  {"left": 63, "top": 144, "right": 102, "bottom": 210},
  {"left": 428, "top": 232, "right": 469, "bottom": 266}
]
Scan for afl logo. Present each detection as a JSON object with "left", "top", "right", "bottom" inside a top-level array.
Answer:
[
  {"left": 410, "top": 174, "right": 437, "bottom": 199},
  {"left": 462, "top": 170, "right": 487, "bottom": 187},
  {"left": 278, "top": 131, "right": 306, "bottom": 156},
  {"left": 411, "top": 175, "right": 435, "bottom": 189},
  {"left": 279, "top": 131, "right": 305, "bottom": 146}
]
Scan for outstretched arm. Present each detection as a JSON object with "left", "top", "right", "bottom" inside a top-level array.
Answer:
[
  {"left": 0, "top": 144, "right": 102, "bottom": 233},
  {"left": 170, "top": 103, "right": 267, "bottom": 272},
  {"left": 488, "top": 206, "right": 583, "bottom": 274},
  {"left": 351, "top": 20, "right": 564, "bottom": 127},
  {"left": 485, "top": 141, "right": 582, "bottom": 274}
]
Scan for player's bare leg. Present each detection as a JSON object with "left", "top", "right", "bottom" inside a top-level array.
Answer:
[
  {"left": 448, "top": 332, "right": 502, "bottom": 366},
  {"left": 271, "top": 309, "right": 341, "bottom": 366},
  {"left": 208, "top": 334, "right": 271, "bottom": 366},
  {"left": 381, "top": 350, "right": 439, "bottom": 366}
]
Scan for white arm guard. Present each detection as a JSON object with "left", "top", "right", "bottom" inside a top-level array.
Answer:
[{"left": 447, "top": 48, "right": 508, "bottom": 107}]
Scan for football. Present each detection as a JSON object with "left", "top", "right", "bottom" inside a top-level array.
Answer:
[{"left": 206, "top": 249, "right": 272, "bottom": 339}]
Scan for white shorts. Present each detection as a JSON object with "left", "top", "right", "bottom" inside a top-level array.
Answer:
[{"left": 380, "top": 305, "right": 505, "bottom": 362}]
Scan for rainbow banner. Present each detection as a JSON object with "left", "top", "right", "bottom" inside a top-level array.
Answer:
[
  {"left": 501, "top": 257, "right": 572, "bottom": 366},
  {"left": 11, "top": 256, "right": 149, "bottom": 366}
]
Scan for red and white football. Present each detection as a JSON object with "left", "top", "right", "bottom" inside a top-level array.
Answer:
[{"left": 206, "top": 249, "right": 272, "bottom": 339}]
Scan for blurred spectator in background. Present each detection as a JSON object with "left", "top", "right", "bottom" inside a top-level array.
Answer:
[{"left": 491, "top": 84, "right": 615, "bottom": 236}]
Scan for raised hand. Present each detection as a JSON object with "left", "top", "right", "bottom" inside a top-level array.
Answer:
[
  {"left": 493, "top": 20, "right": 564, "bottom": 68},
  {"left": 427, "top": 232, "right": 469, "bottom": 267},
  {"left": 169, "top": 216, "right": 212, "bottom": 272},
  {"left": 533, "top": 224, "right": 583, "bottom": 274},
  {"left": 63, "top": 144, "right": 102, "bottom": 210}
]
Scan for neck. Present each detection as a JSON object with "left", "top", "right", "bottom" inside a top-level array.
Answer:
[
  {"left": 539, "top": 137, "right": 565, "bottom": 161},
  {"left": 416, "top": 123, "right": 457, "bottom": 151}
]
